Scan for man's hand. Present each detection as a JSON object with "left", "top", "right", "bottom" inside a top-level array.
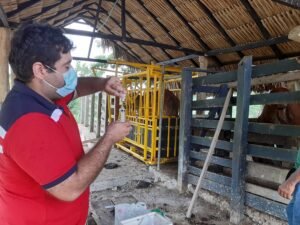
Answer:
[
  {"left": 278, "top": 179, "right": 296, "bottom": 199},
  {"left": 104, "top": 121, "right": 132, "bottom": 143},
  {"left": 104, "top": 77, "right": 126, "bottom": 98}
]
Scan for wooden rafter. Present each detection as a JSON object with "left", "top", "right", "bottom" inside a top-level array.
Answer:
[
  {"left": 40, "top": 1, "right": 91, "bottom": 24},
  {"left": 240, "top": 0, "right": 283, "bottom": 58},
  {"left": 62, "top": 27, "right": 289, "bottom": 56},
  {"left": 272, "top": 0, "right": 300, "bottom": 8},
  {"left": 136, "top": 0, "right": 198, "bottom": 66},
  {"left": 0, "top": 5, "right": 9, "bottom": 27},
  {"left": 84, "top": 10, "right": 160, "bottom": 62},
  {"left": 7, "top": 0, "right": 41, "bottom": 18},
  {"left": 115, "top": 2, "right": 176, "bottom": 62},
  {"left": 195, "top": 0, "right": 244, "bottom": 59},
  {"left": 164, "top": 0, "right": 222, "bottom": 66},
  {"left": 81, "top": 15, "right": 145, "bottom": 63},
  {"left": 21, "top": 0, "right": 69, "bottom": 22}
]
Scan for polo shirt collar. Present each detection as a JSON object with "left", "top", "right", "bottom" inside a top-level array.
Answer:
[{"left": 13, "top": 80, "right": 63, "bottom": 112}]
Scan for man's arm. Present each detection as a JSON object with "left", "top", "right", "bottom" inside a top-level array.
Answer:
[
  {"left": 75, "top": 77, "right": 126, "bottom": 98},
  {"left": 278, "top": 168, "right": 300, "bottom": 199},
  {"left": 46, "top": 121, "right": 131, "bottom": 201}
]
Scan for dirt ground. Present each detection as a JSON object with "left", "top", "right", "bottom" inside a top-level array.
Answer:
[
  {"left": 86, "top": 146, "right": 257, "bottom": 225},
  {"left": 79, "top": 125, "right": 286, "bottom": 225}
]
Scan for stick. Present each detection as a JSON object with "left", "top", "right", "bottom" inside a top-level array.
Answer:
[{"left": 186, "top": 88, "right": 233, "bottom": 218}]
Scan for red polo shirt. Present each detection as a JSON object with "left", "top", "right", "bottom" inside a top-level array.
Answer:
[{"left": 0, "top": 81, "right": 89, "bottom": 225}]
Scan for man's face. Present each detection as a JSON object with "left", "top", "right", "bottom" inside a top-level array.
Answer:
[{"left": 45, "top": 52, "right": 73, "bottom": 90}]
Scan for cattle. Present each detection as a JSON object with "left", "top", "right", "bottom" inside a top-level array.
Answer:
[
  {"left": 133, "top": 89, "right": 180, "bottom": 117},
  {"left": 161, "top": 89, "right": 180, "bottom": 116},
  {"left": 257, "top": 87, "right": 290, "bottom": 124},
  {"left": 257, "top": 86, "right": 300, "bottom": 126},
  {"left": 254, "top": 86, "right": 300, "bottom": 166}
]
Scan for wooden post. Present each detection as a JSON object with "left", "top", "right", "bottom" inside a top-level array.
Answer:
[
  {"left": 230, "top": 56, "right": 252, "bottom": 224},
  {"left": 178, "top": 68, "right": 193, "bottom": 192},
  {"left": 96, "top": 92, "right": 103, "bottom": 138},
  {"left": 90, "top": 94, "right": 95, "bottom": 132},
  {"left": 186, "top": 88, "right": 233, "bottom": 218},
  {"left": 84, "top": 96, "right": 90, "bottom": 127},
  {"left": 197, "top": 56, "right": 208, "bottom": 117},
  {"left": 80, "top": 97, "right": 85, "bottom": 124},
  {"left": 0, "top": 27, "right": 11, "bottom": 107}
]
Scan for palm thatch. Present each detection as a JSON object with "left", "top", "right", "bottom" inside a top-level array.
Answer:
[{"left": 0, "top": 0, "right": 299, "bottom": 71}]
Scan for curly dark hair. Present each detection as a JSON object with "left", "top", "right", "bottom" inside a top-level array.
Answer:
[{"left": 9, "top": 23, "right": 74, "bottom": 83}]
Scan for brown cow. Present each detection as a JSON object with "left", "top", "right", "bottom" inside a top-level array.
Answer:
[
  {"left": 162, "top": 89, "right": 180, "bottom": 116},
  {"left": 254, "top": 87, "right": 300, "bottom": 166},
  {"left": 257, "top": 87, "right": 300, "bottom": 125},
  {"left": 257, "top": 87, "right": 290, "bottom": 124},
  {"left": 134, "top": 89, "right": 180, "bottom": 117}
]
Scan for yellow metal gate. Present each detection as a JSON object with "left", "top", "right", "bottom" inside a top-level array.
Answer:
[{"left": 106, "top": 61, "right": 181, "bottom": 165}]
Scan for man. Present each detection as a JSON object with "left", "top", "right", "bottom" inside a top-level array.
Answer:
[
  {"left": 279, "top": 165, "right": 300, "bottom": 224},
  {"left": 0, "top": 23, "right": 131, "bottom": 225}
]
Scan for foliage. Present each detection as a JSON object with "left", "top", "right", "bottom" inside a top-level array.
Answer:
[{"left": 69, "top": 53, "right": 114, "bottom": 122}]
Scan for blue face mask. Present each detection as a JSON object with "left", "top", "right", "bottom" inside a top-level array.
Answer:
[{"left": 44, "top": 65, "right": 78, "bottom": 97}]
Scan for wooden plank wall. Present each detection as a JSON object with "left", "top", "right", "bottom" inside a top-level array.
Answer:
[{"left": 178, "top": 57, "right": 300, "bottom": 223}]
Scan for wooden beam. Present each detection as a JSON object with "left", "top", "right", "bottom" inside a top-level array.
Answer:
[
  {"left": 0, "top": 5, "right": 9, "bottom": 27},
  {"left": 240, "top": 0, "right": 283, "bottom": 58},
  {"left": 136, "top": 0, "right": 198, "bottom": 66},
  {"left": 54, "top": 11, "right": 87, "bottom": 27},
  {"left": 157, "top": 54, "right": 200, "bottom": 65},
  {"left": 80, "top": 97, "right": 85, "bottom": 124},
  {"left": 230, "top": 56, "right": 252, "bottom": 224},
  {"left": 21, "top": 0, "right": 69, "bottom": 21},
  {"left": 178, "top": 69, "right": 193, "bottom": 192},
  {"left": 206, "top": 36, "right": 289, "bottom": 56},
  {"left": 62, "top": 26, "right": 204, "bottom": 55},
  {"left": 81, "top": 16, "right": 144, "bottom": 63},
  {"left": 115, "top": 2, "right": 176, "bottom": 62},
  {"left": 85, "top": 9, "right": 160, "bottom": 62},
  {"left": 87, "top": 0, "right": 102, "bottom": 58},
  {"left": 42, "top": 1, "right": 92, "bottom": 23},
  {"left": 90, "top": 94, "right": 95, "bottom": 132},
  {"left": 0, "top": 28, "right": 11, "bottom": 105},
  {"left": 84, "top": 7, "right": 104, "bottom": 13},
  {"left": 273, "top": 0, "right": 300, "bottom": 8},
  {"left": 223, "top": 51, "right": 300, "bottom": 65},
  {"left": 84, "top": 96, "right": 90, "bottom": 127},
  {"left": 62, "top": 27, "right": 290, "bottom": 56},
  {"left": 7, "top": 0, "right": 41, "bottom": 18},
  {"left": 121, "top": 0, "right": 126, "bottom": 40}
]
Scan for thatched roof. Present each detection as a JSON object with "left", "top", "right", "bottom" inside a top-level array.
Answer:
[{"left": 1, "top": 0, "right": 300, "bottom": 70}]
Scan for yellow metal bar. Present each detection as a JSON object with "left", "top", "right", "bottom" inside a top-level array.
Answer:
[
  {"left": 151, "top": 74, "right": 158, "bottom": 162},
  {"left": 143, "top": 67, "right": 150, "bottom": 161},
  {"left": 109, "top": 60, "right": 182, "bottom": 73},
  {"left": 109, "top": 61, "right": 181, "bottom": 165},
  {"left": 122, "top": 71, "right": 147, "bottom": 78},
  {"left": 92, "top": 67, "right": 124, "bottom": 74}
]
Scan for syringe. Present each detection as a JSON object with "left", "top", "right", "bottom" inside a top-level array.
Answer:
[{"left": 120, "top": 94, "right": 126, "bottom": 122}]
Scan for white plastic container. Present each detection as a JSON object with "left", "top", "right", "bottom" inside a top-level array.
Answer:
[
  {"left": 114, "top": 202, "right": 148, "bottom": 225},
  {"left": 120, "top": 212, "right": 173, "bottom": 225}
]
